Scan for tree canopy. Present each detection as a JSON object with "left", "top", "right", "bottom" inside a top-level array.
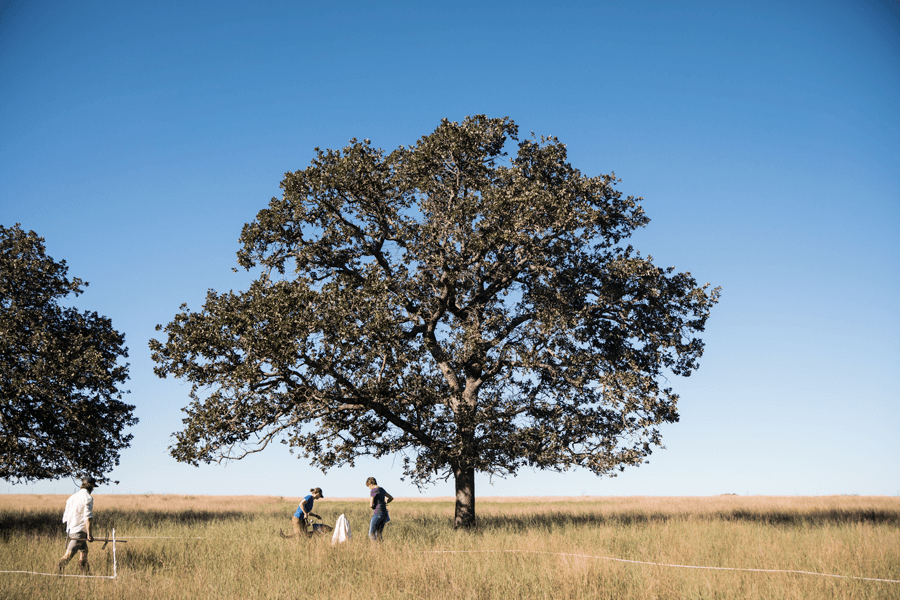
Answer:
[
  {"left": 0, "top": 224, "right": 136, "bottom": 484},
  {"left": 151, "top": 116, "right": 720, "bottom": 527}
]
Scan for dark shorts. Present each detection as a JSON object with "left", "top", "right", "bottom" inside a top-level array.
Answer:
[{"left": 66, "top": 531, "right": 88, "bottom": 553}]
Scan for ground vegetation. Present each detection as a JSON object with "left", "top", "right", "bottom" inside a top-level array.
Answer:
[{"left": 0, "top": 495, "right": 897, "bottom": 599}]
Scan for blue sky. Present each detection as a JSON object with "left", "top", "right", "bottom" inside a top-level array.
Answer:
[{"left": 2, "top": 0, "right": 898, "bottom": 499}]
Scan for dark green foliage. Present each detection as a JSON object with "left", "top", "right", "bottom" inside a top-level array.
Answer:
[
  {"left": 151, "top": 116, "right": 720, "bottom": 527},
  {"left": 0, "top": 224, "right": 136, "bottom": 484}
]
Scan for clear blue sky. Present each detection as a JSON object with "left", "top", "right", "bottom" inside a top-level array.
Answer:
[{"left": 2, "top": 0, "right": 898, "bottom": 498}]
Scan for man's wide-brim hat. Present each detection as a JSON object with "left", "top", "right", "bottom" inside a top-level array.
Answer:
[{"left": 81, "top": 476, "right": 98, "bottom": 489}]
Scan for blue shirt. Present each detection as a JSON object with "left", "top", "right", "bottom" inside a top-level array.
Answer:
[{"left": 293, "top": 495, "right": 314, "bottom": 518}]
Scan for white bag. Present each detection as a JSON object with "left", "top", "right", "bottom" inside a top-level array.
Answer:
[{"left": 331, "top": 513, "right": 351, "bottom": 545}]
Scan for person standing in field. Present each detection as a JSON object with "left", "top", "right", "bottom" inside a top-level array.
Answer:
[
  {"left": 366, "top": 477, "right": 393, "bottom": 541},
  {"left": 281, "top": 487, "right": 324, "bottom": 539},
  {"left": 59, "top": 476, "right": 96, "bottom": 574}
]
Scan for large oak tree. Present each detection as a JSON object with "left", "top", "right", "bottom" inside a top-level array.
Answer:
[
  {"left": 151, "top": 116, "right": 720, "bottom": 527},
  {"left": 1, "top": 224, "right": 136, "bottom": 484}
]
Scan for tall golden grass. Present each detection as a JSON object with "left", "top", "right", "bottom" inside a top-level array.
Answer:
[{"left": 1, "top": 494, "right": 897, "bottom": 599}]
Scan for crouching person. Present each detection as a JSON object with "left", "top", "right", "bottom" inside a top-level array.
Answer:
[
  {"left": 281, "top": 487, "right": 324, "bottom": 539},
  {"left": 59, "top": 476, "right": 97, "bottom": 574}
]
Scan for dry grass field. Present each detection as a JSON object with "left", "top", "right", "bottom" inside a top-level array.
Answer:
[{"left": 1, "top": 494, "right": 898, "bottom": 599}]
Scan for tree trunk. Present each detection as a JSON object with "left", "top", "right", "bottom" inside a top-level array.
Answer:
[{"left": 453, "top": 464, "right": 476, "bottom": 529}]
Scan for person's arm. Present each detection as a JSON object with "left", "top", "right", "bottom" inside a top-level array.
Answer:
[
  {"left": 84, "top": 497, "right": 94, "bottom": 542},
  {"left": 301, "top": 496, "right": 312, "bottom": 519},
  {"left": 385, "top": 491, "right": 394, "bottom": 504}
]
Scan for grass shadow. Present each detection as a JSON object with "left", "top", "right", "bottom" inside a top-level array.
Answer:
[
  {"left": 116, "top": 546, "right": 169, "bottom": 571},
  {"left": 468, "top": 508, "right": 900, "bottom": 533},
  {"left": 0, "top": 508, "right": 252, "bottom": 539},
  {"left": 470, "top": 511, "right": 674, "bottom": 533},
  {"left": 5, "top": 505, "right": 897, "bottom": 541},
  {"left": 718, "top": 509, "right": 900, "bottom": 526}
]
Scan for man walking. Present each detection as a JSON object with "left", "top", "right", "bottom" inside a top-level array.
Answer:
[{"left": 59, "top": 476, "right": 96, "bottom": 574}]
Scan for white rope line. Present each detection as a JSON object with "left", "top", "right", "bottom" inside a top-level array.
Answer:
[
  {"left": 7, "top": 535, "right": 896, "bottom": 585},
  {"left": 0, "top": 571, "right": 116, "bottom": 579},
  {"left": 0, "top": 529, "right": 118, "bottom": 580},
  {"left": 122, "top": 536, "right": 210, "bottom": 539},
  {"left": 425, "top": 550, "right": 900, "bottom": 584}
]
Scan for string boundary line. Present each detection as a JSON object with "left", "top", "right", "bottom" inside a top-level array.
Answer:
[
  {"left": 0, "top": 570, "right": 116, "bottom": 580},
  {"left": 424, "top": 550, "right": 900, "bottom": 584},
  {"left": 7, "top": 537, "right": 896, "bottom": 584},
  {"left": 124, "top": 536, "right": 209, "bottom": 539},
  {"left": 0, "top": 528, "right": 118, "bottom": 580}
]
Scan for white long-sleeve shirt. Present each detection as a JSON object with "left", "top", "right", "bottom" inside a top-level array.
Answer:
[{"left": 62, "top": 489, "right": 93, "bottom": 535}]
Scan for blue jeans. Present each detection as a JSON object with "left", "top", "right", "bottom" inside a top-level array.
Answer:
[{"left": 368, "top": 511, "right": 389, "bottom": 541}]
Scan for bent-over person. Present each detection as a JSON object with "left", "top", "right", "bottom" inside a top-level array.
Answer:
[
  {"left": 280, "top": 487, "right": 324, "bottom": 539},
  {"left": 59, "top": 476, "right": 96, "bottom": 574}
]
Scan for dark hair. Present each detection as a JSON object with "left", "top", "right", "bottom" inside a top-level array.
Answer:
[
  {"left": 310, "top": 487, "right": 323, "bottom": 497},
  {"left": 365, "top": 477, "right": 377, "bottom": 486}
]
